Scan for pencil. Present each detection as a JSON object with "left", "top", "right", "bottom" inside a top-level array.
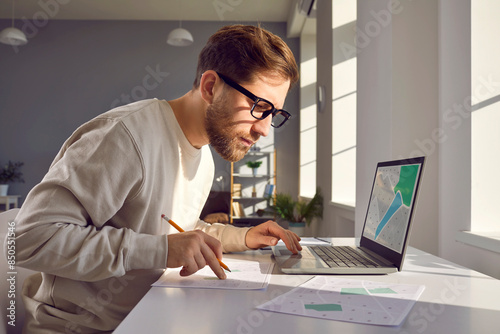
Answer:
[{"left": 161, "top": 214, "right": 231, "bottom": 272}]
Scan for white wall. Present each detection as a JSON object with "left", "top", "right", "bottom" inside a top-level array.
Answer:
[
  {"left": 355, "top": 0, "right": 394, "bottom": 239},
  {"left": 391, "top": 0, "right": 439, "bottom": 255},
  {"left": 439, "top": 0, "right": 500, "bottom": 279},
  {"left": 351, "top": 0, "right": 500, "bottom": 278},
  {"left": 292, "top": 0, "right": 499, "bottom": 278},
  {"left": 356, "top": 0, "right": 440, "bottom": 255},
  {"left": 470, "top": 0, "right": 500, "bottom": 231},
  {"left": 313, "top": 0, "right": 442, "bottom": 247}
]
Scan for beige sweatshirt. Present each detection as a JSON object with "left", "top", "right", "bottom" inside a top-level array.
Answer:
[{"left": 15, "top": 99, "right": 250, "bottom": 333}]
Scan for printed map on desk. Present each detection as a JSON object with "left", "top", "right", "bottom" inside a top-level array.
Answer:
[
  {"left": 152, "top": 259, "right": 274, "bottom": 290},
  {"left": 257, "top": 276, "right": 424, "bottom": 326}
]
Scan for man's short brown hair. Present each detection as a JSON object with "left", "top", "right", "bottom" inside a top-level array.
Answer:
[{"left": 194, "top": 25, "right": 299, "bottom": 89}]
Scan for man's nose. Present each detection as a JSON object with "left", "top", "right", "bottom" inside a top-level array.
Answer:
[{"left": 252, "top": 115, "right": 272, "bottom": 137}]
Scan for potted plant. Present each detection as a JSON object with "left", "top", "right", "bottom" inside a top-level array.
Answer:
[
  {"left": 0, "top": 161, "right": 24, "bottom": 196},
  {"left": 245, "top": 160, "right": 263, "bottom": 176},
  {"left": 270, "top": 188, "right": 323, "bottom": 236}
]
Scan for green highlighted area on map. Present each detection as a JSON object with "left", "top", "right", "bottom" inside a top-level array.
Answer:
[
  {"left": 369, "top": 288, "right": 397, "bottom": 294},
  {"left": 305, "top": 304, "right": 343, "bottom": 312},
  {"left": 341, "top": 288, "right": 369, "bottom": 295},
  {"left": 393, "top": 164, "right": 419, "bottom": 207},
  {"left": 375, "top": 164, "right": 419, "bottom": 239}
]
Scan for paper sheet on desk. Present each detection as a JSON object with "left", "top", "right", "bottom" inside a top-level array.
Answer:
[
  {"left": 257, "top": 276, "right": 425, "bottom": 326},
  {"left": 152, "top": 259, "right": 274, "bottom": 290}
]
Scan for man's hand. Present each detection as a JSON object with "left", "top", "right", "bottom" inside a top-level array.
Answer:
[
  {"left": 245, "top": 220, "right": 302, "bottom": 254},
  {"left": 167, "top": 230, "right": 227, "bottom": 279}
]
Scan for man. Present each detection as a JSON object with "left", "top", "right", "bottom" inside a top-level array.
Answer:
[{"left": 15, "top": 24, "right": 300, "bottom": 333}]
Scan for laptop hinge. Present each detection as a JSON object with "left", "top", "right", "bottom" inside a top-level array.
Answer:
[{"left": 358, "top": 247, "right": 395, "bottom": 267}]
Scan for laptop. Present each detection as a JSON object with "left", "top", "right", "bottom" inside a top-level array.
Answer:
[{"left": 272, "top": 156, "right": 425, "bottom": 274}]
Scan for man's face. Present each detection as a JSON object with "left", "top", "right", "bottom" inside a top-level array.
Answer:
[{"left": 205, "top": 74, "right": 290, "bottom": 162}]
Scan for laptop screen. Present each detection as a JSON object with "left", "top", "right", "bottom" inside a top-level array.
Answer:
[{"left": 360, "top": 157, "right": 425, "bottom": 265}]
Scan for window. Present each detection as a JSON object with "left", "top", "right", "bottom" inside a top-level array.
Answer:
[
  {"left": 331, "top": 0, "right": 356, "bottom": 206},
  {"left": 299, "top": 33, "right": 317, "bottom": 198},
  {"left": 471, "top": 0, "right": 500, "bottom": 232}
]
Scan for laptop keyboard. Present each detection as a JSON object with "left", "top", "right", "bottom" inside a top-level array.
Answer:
[{"left": 310, "top": 246, "right": 381, "bottom": 268}]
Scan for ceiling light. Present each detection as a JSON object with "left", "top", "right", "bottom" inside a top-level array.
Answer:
[
  {"left": 167, "top": 25, "right": 193, "bottom": 47},
  {"left": 167, "top": 0, "right": 193, "bottom": 47},
  {"left": 0, "top": 0, "right": 27, "bottom": 46},
  {"left": 0, "top": 27, "right": 27, "bottom": 46}
]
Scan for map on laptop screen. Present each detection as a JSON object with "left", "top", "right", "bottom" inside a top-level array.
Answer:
[{"left": 362, "top": 163, "right": 421, "bottom": 253}]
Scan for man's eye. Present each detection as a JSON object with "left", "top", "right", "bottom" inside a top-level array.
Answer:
[{"left": 254, "top": 101, "right": 272, "bottom": 112}]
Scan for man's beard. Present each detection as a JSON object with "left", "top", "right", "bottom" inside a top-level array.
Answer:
[{"left": 205, "top": 97, "right": 259, "bottom": 162}]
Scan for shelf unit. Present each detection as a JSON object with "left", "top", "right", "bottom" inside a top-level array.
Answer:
[{"left": 230, "top": 150, "right": 276, "bottom": 225}]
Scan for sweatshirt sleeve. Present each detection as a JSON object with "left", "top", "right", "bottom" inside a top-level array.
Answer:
[
  {"left": 195, "top": 220, "right": 251, "bottom": 253},
  {"left": 14, "top": 119, "right": 168, "bottom": 282}
]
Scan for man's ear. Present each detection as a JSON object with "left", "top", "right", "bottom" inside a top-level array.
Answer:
[{"left": 199, "top": 70, "right": 220, "bottom": 105}]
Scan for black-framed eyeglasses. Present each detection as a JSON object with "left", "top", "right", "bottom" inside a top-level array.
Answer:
[{"left": 216, "top": 72, "right": 291, "bottom": 128}]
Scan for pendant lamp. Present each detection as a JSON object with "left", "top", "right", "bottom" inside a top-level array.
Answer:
[
  {"left": 0, "top": 0, "right": 28, "bottom": 46},
  {"left": 167, "top": 22, "right": 193, "bottom": 47},
  {"left": 166, "top": 0, "right": 192, "bottom": 47}
]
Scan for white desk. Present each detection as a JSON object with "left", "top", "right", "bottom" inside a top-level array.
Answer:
[{"left": 114, "top": 238, "right": 500, "bottom": 333}]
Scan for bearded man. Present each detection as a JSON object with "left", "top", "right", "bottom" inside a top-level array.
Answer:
[{"left": 14, "top": 24, "right": 301, "bottom": 333}]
